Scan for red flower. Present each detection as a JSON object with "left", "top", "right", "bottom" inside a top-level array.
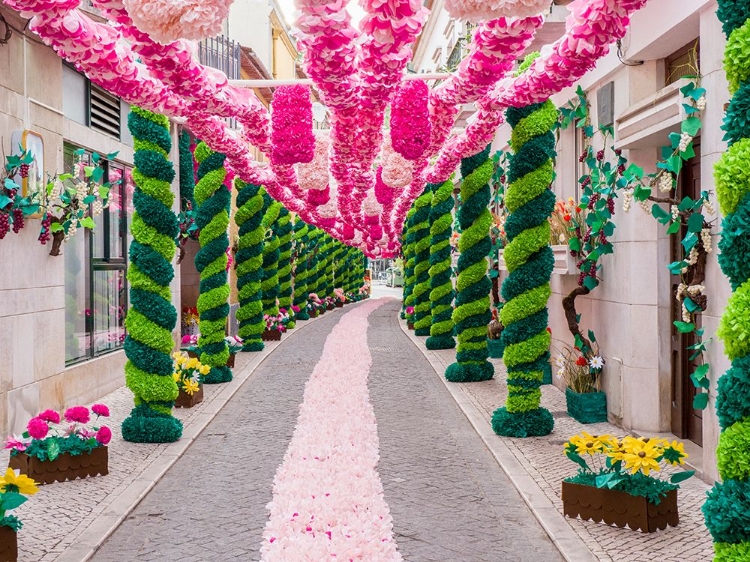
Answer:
[
  {"left": 95, "top": 426, "right": 112, "bottom": 445},
  {"left": 38, "top": 409, "right": 61, "bottom": 424},
  {"left": 26, "top": 417, "right": 49, "bottom": 440},
  {"left": 546, "top": 327, "right": 552, "bottom": 334},
  {"left": 575, "top": 356, "right": 588, "bottom": 366},
  {"left": 64, "top": 406, "right": 90, "bottom": 424},
  {"left": 563, "top": 214, "right": 571, "bottom": 221},
  {"left": 91, "top": 404, "right": 110, "bottom": 418}
]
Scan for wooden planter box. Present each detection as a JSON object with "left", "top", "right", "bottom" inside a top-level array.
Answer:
[
  {"left": 326, "top": 303, "right": 335, "bottom": 311},
  {"left": 261, "top": 329, "right": 282, "bottom": 341},
  {"left": 407, "top": 322, "right": 414, "bottom": 330},
  {"left": 186, "top": 350, "right": 199, "bottom": 359},
  {"left": 335, "top": 302, "right": 344, "bottom": 308},
  {"left": 487, "top": 338, "right": 505, "bottom": 359},
  {"left": 311, "top": 309, "right": 319, "bottom": 318},
  {"left": 174, "top": 385, "right": 204, "bottom": 408},
  {"left": 9, "top": 447, "right": 108, "bottom": 485},
  {"left": 0, "top": 526, "right": 17, "bottom": 562},
  {"left": 226, "top": 353, "right": 236, "bottom": 368},
  {"left": 566, "top": 388, "right": 608, "bottom": 424},
  {"left": 562, "top": 481, "right": 679, "bottom": 532}
]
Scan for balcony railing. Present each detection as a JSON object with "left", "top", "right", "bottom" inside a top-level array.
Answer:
[{"left": 199, "top": 35, "right": 241, "bottom": 128}]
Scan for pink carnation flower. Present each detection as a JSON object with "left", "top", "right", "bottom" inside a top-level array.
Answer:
[
  {"left": 92, "top": 404, "right": 110, "bottom": 417},
  {"left": 26, "top": 418, "right": 49, "bottom": 440},
  {"left": 95, "top": 426, "right": 112, "bottom": 445},
  {"left": 4, "top": 435, "right": 31, "bottom": 452},
  {"left": 38, "top": 409, "right": 61, "bottom": 424},
  {"left": 64, "top": 406, "right": 90, "bottom": 424}
]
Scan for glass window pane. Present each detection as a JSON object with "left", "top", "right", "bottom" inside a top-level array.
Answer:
[
  {"left": 93, "top": 269, "right": 126, "bottom": 353},
  {"left": 64, "top": 231, "right": 90, "bottom": 363},
  {"left": 108, "top": 166, "right": 124, "bottom": 259},
  {"left": 62, "top": 65, "right": 88, "bottom": 126},
  {"left": 124, "top": 168, "right": 135, "bottom": 255}
]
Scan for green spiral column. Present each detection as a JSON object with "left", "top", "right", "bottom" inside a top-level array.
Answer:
[
  {"left": 121, "top": 107, "right": 182, "bottom": 443},
  {"left": 319, "top": 234, "right": 334, "bottom": 299},
  {"left": 235, "top": 180, "right": 265, "bottom": 352},
  {"left": 178, "top": 130, "right": 195, "bottom": 207},
  {"left": 332, "top": 241, "right": 347, "bottom": 291},
  {"left": 445, "top": 147, "right": 494, "bottom": 383},
  {"left": 193, "top": 142, "right": 232, "bottom": 384},
  {"left": 412, "top": 185, "right": 434, "bottom": 336},
  {"left": 491, "top": 100, "right": 557, "bottom": 437},
  {"left": 426, "top": 178, "right": 456, "bottom": 350},
  {"left": 307, "top": 227, "right": 322, "bottom": 302},
  {"left": 402, "top": 208, "right": 417, "bottom": 318},
  {"left": 703, "top": 5, "right": 750, "bottom": 560},
  {"left": 277, "top": 207, "right": 294, "bottom": 325},
  {"left": 293, "top": 218, "right": 311, "bottom": 320}
]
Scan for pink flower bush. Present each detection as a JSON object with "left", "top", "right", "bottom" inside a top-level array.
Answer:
[
  {"left": 95, "top": 426, "right": 112, "bottom": 445},
  {"left": 64, "top": 406, "right": 90, "bottom": 425},
  {"left": 261, "top": 301, "right": 397, "bottom": 560},
  {"left": 92, "top": 404, "right": 110, "bottom": 418},
  {"left": 38, "top": 409, "right": 61, "bottom": 424},
  {"left": 26, "top": 418, "right": 49, "bottom": 440},
  {"left": 271, "top": 85, "right": 315, "bottom": 166},
  {"left": 390, "top": 80, "right": 431, "bottom": 160}
]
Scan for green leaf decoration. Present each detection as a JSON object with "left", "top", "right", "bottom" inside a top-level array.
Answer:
[
  {"left": 682, "top": 116, "right": 702, "bottom": 137},
  {"left": 569, "top": 237, "right": 581, "bottom": 252},
  {"left": 47, "top": 439, "right": 60, "bottom": 461},
  {"left": 674, "top": 321, "right": 695, "bottom": 333},
  {"left": 80, "top": 216, "right": 96, "bottom": 230},
  {"left": 583, "top": 275, "right": 598, "bottom": 291},
  {"left": 678, "top": 197, "right": 694, "bottom": 212},
  {"left": 0, "top": 195, "right": 11, "bottom": 209},
  {"left": 588, "top": 330, "right": 596, "bottom": 343},
  {"left": 83, "top": 195, "right": 96, "bottom": 205},
  {"left": 687, "top": 212, "right": 704, "bottom": 233},
  {"left": 566, "top": 451, "right": 590, "bottom": 472},
  {"left": 682, "top": 231, "right": 698, "bottom": 252},
  {"left": 666, "top": 221, "right": 681, "bottom": 235},
  {"left": 92, "top": 152, "right": 100, "bottom": 164},
  {"left": 50, "top": 222, "right": 64, "bottom": 233},
  {"left": 667, "top": 260, "right": 687, "bottom": 274},
  {"left": 625, "top": 163, "right": 644, "bottom": 180},
  {"left": 683, "top": 297, "right": 701, "bottom": 313},
  {"left": 0, "top": 492, "right": 27, "bottom": 511},
  {"left": 670, "top": 470, "right": 696, "bottom": 484},
  {"left": 651, "top": 204, "right": 670, "bottom": 224},
  {"left": 693, "top": 363, "right": 709, "bottom": 381}
]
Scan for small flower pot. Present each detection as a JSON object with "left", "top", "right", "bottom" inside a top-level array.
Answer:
[
  {"left": 487, "top": 338, "right": 505, "bottom": 359},
  {"left": 326, "top": 303, "right": 335, "bottom": 311},
  {"left": 566, "top": 388, "right": 608, "bottom": 424},
  {"left": 0, "top": 526, "right": 17, "bottom": 562},
  {"left": 562, "top": 481, "right": 679, "bottom": 532},
  {"left": 311, "top": 310, "right": 319, "bottom": 318},
  {"left": 9, "top": 446, "right": 109, "bottom": 485},
  {"left": 407, "top": 322, "right": 415, "bottom": 330},
  {"left": 335, "top": 302, "right": 344, "bottom": 308},
  {"left": 186, "top": 350, "right": 199, "bottom": 359},
  {"left": 261, "top": 329, "right": 282, "bottom": 341},
  {"left": 174, "top": 385, "right": 204, "bottom": 408},
  {"left": 226, "top": 353, "right": 236, "bottom": 368}
]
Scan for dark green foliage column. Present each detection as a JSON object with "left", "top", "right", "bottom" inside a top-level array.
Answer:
[
  {"left": 426, "top": 178, "right": 456, "bottom": 350},
  {"left": 318, "top": 234, "right": 334, "bottom": 299},
  {"left": 194, "top": 142, "right": 232, "bottom": 384},
  {"left": 412, "top": 185, "right": 434, "bottom": 336},
  {"left": 332, "top": 241, "right": 347, "bottom": 289},
  {"left": 445, "top": 147, "right": 494, "bottom": 383},
  {"left": 402, "top": 207, "right": 417, "bottom": 318},
  {"left": 292, "top": 218, "right": 311, "bottom": 320},
  {"left": 235, "top": 181, "right": 265, "bottom": 352},
  {"left": 492, "top": 100, "right": 557, "bottom": 437},
  {"left": 703, "top": 4, "right": 750, "bottom": 560},
  {"left": 121, "top": 107, "right": 182, "bottom": 443},
  {"left": 277, "top": 208, "right": 294, "bottom": 325},
  {"left": 178, "top": 130, "right": 194, "bottom": 206},
  {"left": 261, "top": 197, "right": 282, "bottom": 318}
]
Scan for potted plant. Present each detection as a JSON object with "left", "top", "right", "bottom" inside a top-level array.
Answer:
[
  {"left": 308, "top": 293, "right": 324, "bottom": 316},
  {"left": 5, "top": 405, "right": 111, "bottom": 484},
  {"left": 555, "top": 334, "right": 607, "bottom": 423},
  {"left": 487, "top": 306, "right": 505, "bottom": 359},
  {"left": 181, "top": 334, "right": 200, "bottom": 358},
  {"left": 0, "top": 468, "right": 39, "bottom": 562},
  {"left": 325, "top": 296, "right": 335, "bottom": 311},
  {"left": 406, "top": 306, "right": 415, "bottom": 330},
  {"left": 262, "top": 312, "right": 289, "bottom": 341},
  {"left": 224, "top": 336, "right": 243, "bottom": 367},
  {"left": 562, "top": 432, "right": 693, "bottom": 532},
  {"left": 172, "top": 352, "right": 211, "bottom": 408},
  {"left": 333, "top": 288, "right": 346, "bottom": 308}
]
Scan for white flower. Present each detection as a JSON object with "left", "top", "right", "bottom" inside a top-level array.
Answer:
[
  {"left": 554, "top": 356, "right": 565, "bottom": 368},
  {"left": 671, "top": 205, "right": 680, "bottom": 220},
  {"left": 589, "top": 356, "right": 604, "bottom": 369},
  {"left": 93, "top": 200, "right": 103, "bottom": 216},
  {"left": 556, "top": 369, "right": 564, "bottom": 380},
  {"left": 622, "top": 189, "right": 633, "bottom": 213}
]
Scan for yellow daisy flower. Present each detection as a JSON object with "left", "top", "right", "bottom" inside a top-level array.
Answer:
[
  {"left": 199, "top": 365, "right": 211, "bottom": 376},
  {"left": 622, "top": 440, "right": 662, "bottom": 475},
  {"left": 182, "top": 379, "right": 200, "bottom": 395},
  {"left": 172, "top": 372, "right": 181, "bottom": 382},
  {"left": 186, "top": 357, "right": 199, "bottom": 369},
  {"left": 0, "top": 468, "right": 39, "bottom": 495}
]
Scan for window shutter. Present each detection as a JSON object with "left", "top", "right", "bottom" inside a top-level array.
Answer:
[{"left": 89, "top": 84, "right": 121, "bottom": 139}]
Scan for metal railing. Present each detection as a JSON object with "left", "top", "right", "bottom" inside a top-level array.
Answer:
[{"left": 199, "top": 35, "right": 242, "bottom": 129}]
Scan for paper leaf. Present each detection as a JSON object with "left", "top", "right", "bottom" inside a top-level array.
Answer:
[
  {"left": 674, "top": 321, "right": 695, "bottom": 333},
  {"left": 0, "top": 492, "right": 26, "bottom": 511},
  {"left": 80, "top": 216, "right": 96, "bottom": 229},
  {"left": 47, "top": 439, "right": 60, "bottom": 461},
  {"left": 687, "top": 213, "right": 704, "bottom": 233},
  {"left": 666, "top": 221, "right": 681, "bottom": 235},
  {"left": 693, "top": 393, "right": 709, "bottom": 410},
  {"left": 670, "top": 470, "right": 696, "bottom": 484}
]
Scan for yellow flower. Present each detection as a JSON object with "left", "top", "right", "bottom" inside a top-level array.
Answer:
[
  {"left": 0, "top": 468, "right": 39, "bottom": 495},
  {"left": 172, "top": 372, "right": 181, "bottom": 382},
  {"left": 182, "top": 379, "right": 200, "bottom": 395},
  {"left": 568, "top": 432, "right": 608, "bottom": 455},
  {"left": 172, "top": 352, "right": 181, "bottom": 361},
  {"left": 199, "top": 365, "right": 211, "bottom": 376},
  {"left": 622, "top": 440, "right": 662, "bottom": 475},
  {"left": 186, "top": 357, "right": 199, "bottom": 369}
]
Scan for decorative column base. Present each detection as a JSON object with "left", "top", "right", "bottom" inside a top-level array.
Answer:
[
  {"left": 203, "top": 365, "right": 233, "bottom": 384},
  {"left": 122, "top": 405, "right": 183, "bottom": 443},
  {"left": 492, "top": 407, "right": 554, "bottom": 438},
  {"left": 445, "top": 361, "right": 494, "bottom": 383}
]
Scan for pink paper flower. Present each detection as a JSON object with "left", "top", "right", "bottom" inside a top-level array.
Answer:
[
  {"left": 4, "top": 435, "right": 31, "bottom": 452},
  {"left": 444, "top": 0, "right": 551, "bottom": 22},
  {"left": 271, "top": 85, "right": 315, "bottom": 166},
  {"left": 26, "top": 418, "right": 49, "bottom": 440},
  {"left": 95, "top": 426, "right": 112, "bottom": 445},
  {"left": 92, "top": 404, "right": 110, "bottom": 417},
  {"left": 64, "top": 406, "right": 90, "bottom": 424},
  {"left": 38, "top": 409, "right": 61, "bottom": 424},
  {"left": 390, "top": 80, "right": 431, "bottom": 160},
  {"left": 122, "top": 0, "right": 233, "bottom": 44}
]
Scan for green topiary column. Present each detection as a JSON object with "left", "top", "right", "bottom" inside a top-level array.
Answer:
[
  {"left": 332, "top": 241, "right": 347, "bottom": 291},
  {"left": 402, "top": 207, "right": 417, "bottom": 318},
  {"left": 121, "top": 107, "right": 182, "bottom": 443},
  {"left": 318, "top": 234, "right": 334, "bottom": 299},
  {"left": 292, "top": 218, "right": 311, "bottom": 320},
  {"left": 412, "top": 185, "right": 434, "bottom": 336},
  {"left": 703, "top": 5, "right": 750, "bottom": 560},
  {"left": 307, "top": 226, "right": 322, "bottom": 301},
  {"left": 426, "top": 178, "right": 456, "bottom": 350},
  {"left": 235, "top": 180, "right": 265, "bottom": 352},
  {"left": 277, "top": 207, "right": 294, "bottom": 326},
  {"left": 445, "top": 147, "right": 495, "bottom": 383},
  {"left": 194, "top": 142, "right": 232, "bottom": 384},
  {"left": 491, "top": 100, "right": 557, "bottom": 437},
  {"left": 178, "top": 130, "right": 195, "bottom": 207}
]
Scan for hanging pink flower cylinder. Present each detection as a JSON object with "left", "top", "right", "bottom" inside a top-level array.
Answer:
[
  {"left": 444, "top": 0, "right": 551, "bottom": 22},
  {"left": 390, "top": 80, "right": 431, "bottom": 161},
  {"left": 307, "top": 185, "right": 331, "bottom": 206},
  {"left": 271, "top": 84, "right": 315, "bottom": 166},
  {"left": 342, "top": 223, "right": 355, "bottom": 240},
  {"left": 122, "top": 0, "right": 234, "bottom": 44}
]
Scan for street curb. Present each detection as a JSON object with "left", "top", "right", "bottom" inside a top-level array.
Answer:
[
  {"left": 398, "top": 320, "right": 598, "bottom": 562},
  {"left": 56, "top": 309, "right": 335, "bottom": 562}
]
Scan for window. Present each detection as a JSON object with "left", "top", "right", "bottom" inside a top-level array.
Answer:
[
  {"left": 64, "top": 143, "right": 134, "bottom": 364},
  {"left": 62, "top": 64, "right": 132, "bottom": 145},
  {"left": 665, "top": 40, "right": 699, "bottom": 87},
  {"left": 432, "top": 47, "right": 443, "bottom": 66},
  {"left": 573, "top": 118, "right": 587, "bottom": 202}
]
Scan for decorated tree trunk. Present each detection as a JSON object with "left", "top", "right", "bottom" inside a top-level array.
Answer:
[
  {"left": 194, "top": 142, "right": 232, "bottom": 384},
  {"left": 445, "top": 147, "right": 494, "bottom": 383},
  {"left": 412, "top": 184, "right": 434, "bottom": 336},
  {"left": 292, "top": 218, "right": 311, "bottom": 320},
  {"left": 121, "top": 107, "right": 182, "bottom": 443},
  {"left": 261, "top": 196, "right": 282, "bottom": 318},
  {"left": 702, "top": 4, "right": 750, "bottom": 560},
  {"left": 402, "top": 207, "right": 417, "bottom": 318},
  {"left": 426, "top": 178, "right": 456, "bottom": 350},
  {"left": 235, "top": 181, "right": 266, "bottom": 352},
  {"left": 492, "top": 100, "right": 557, "bottom": 437},
  {"left": 277, "top": 207, "right": 294, "bottom": 322}
]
